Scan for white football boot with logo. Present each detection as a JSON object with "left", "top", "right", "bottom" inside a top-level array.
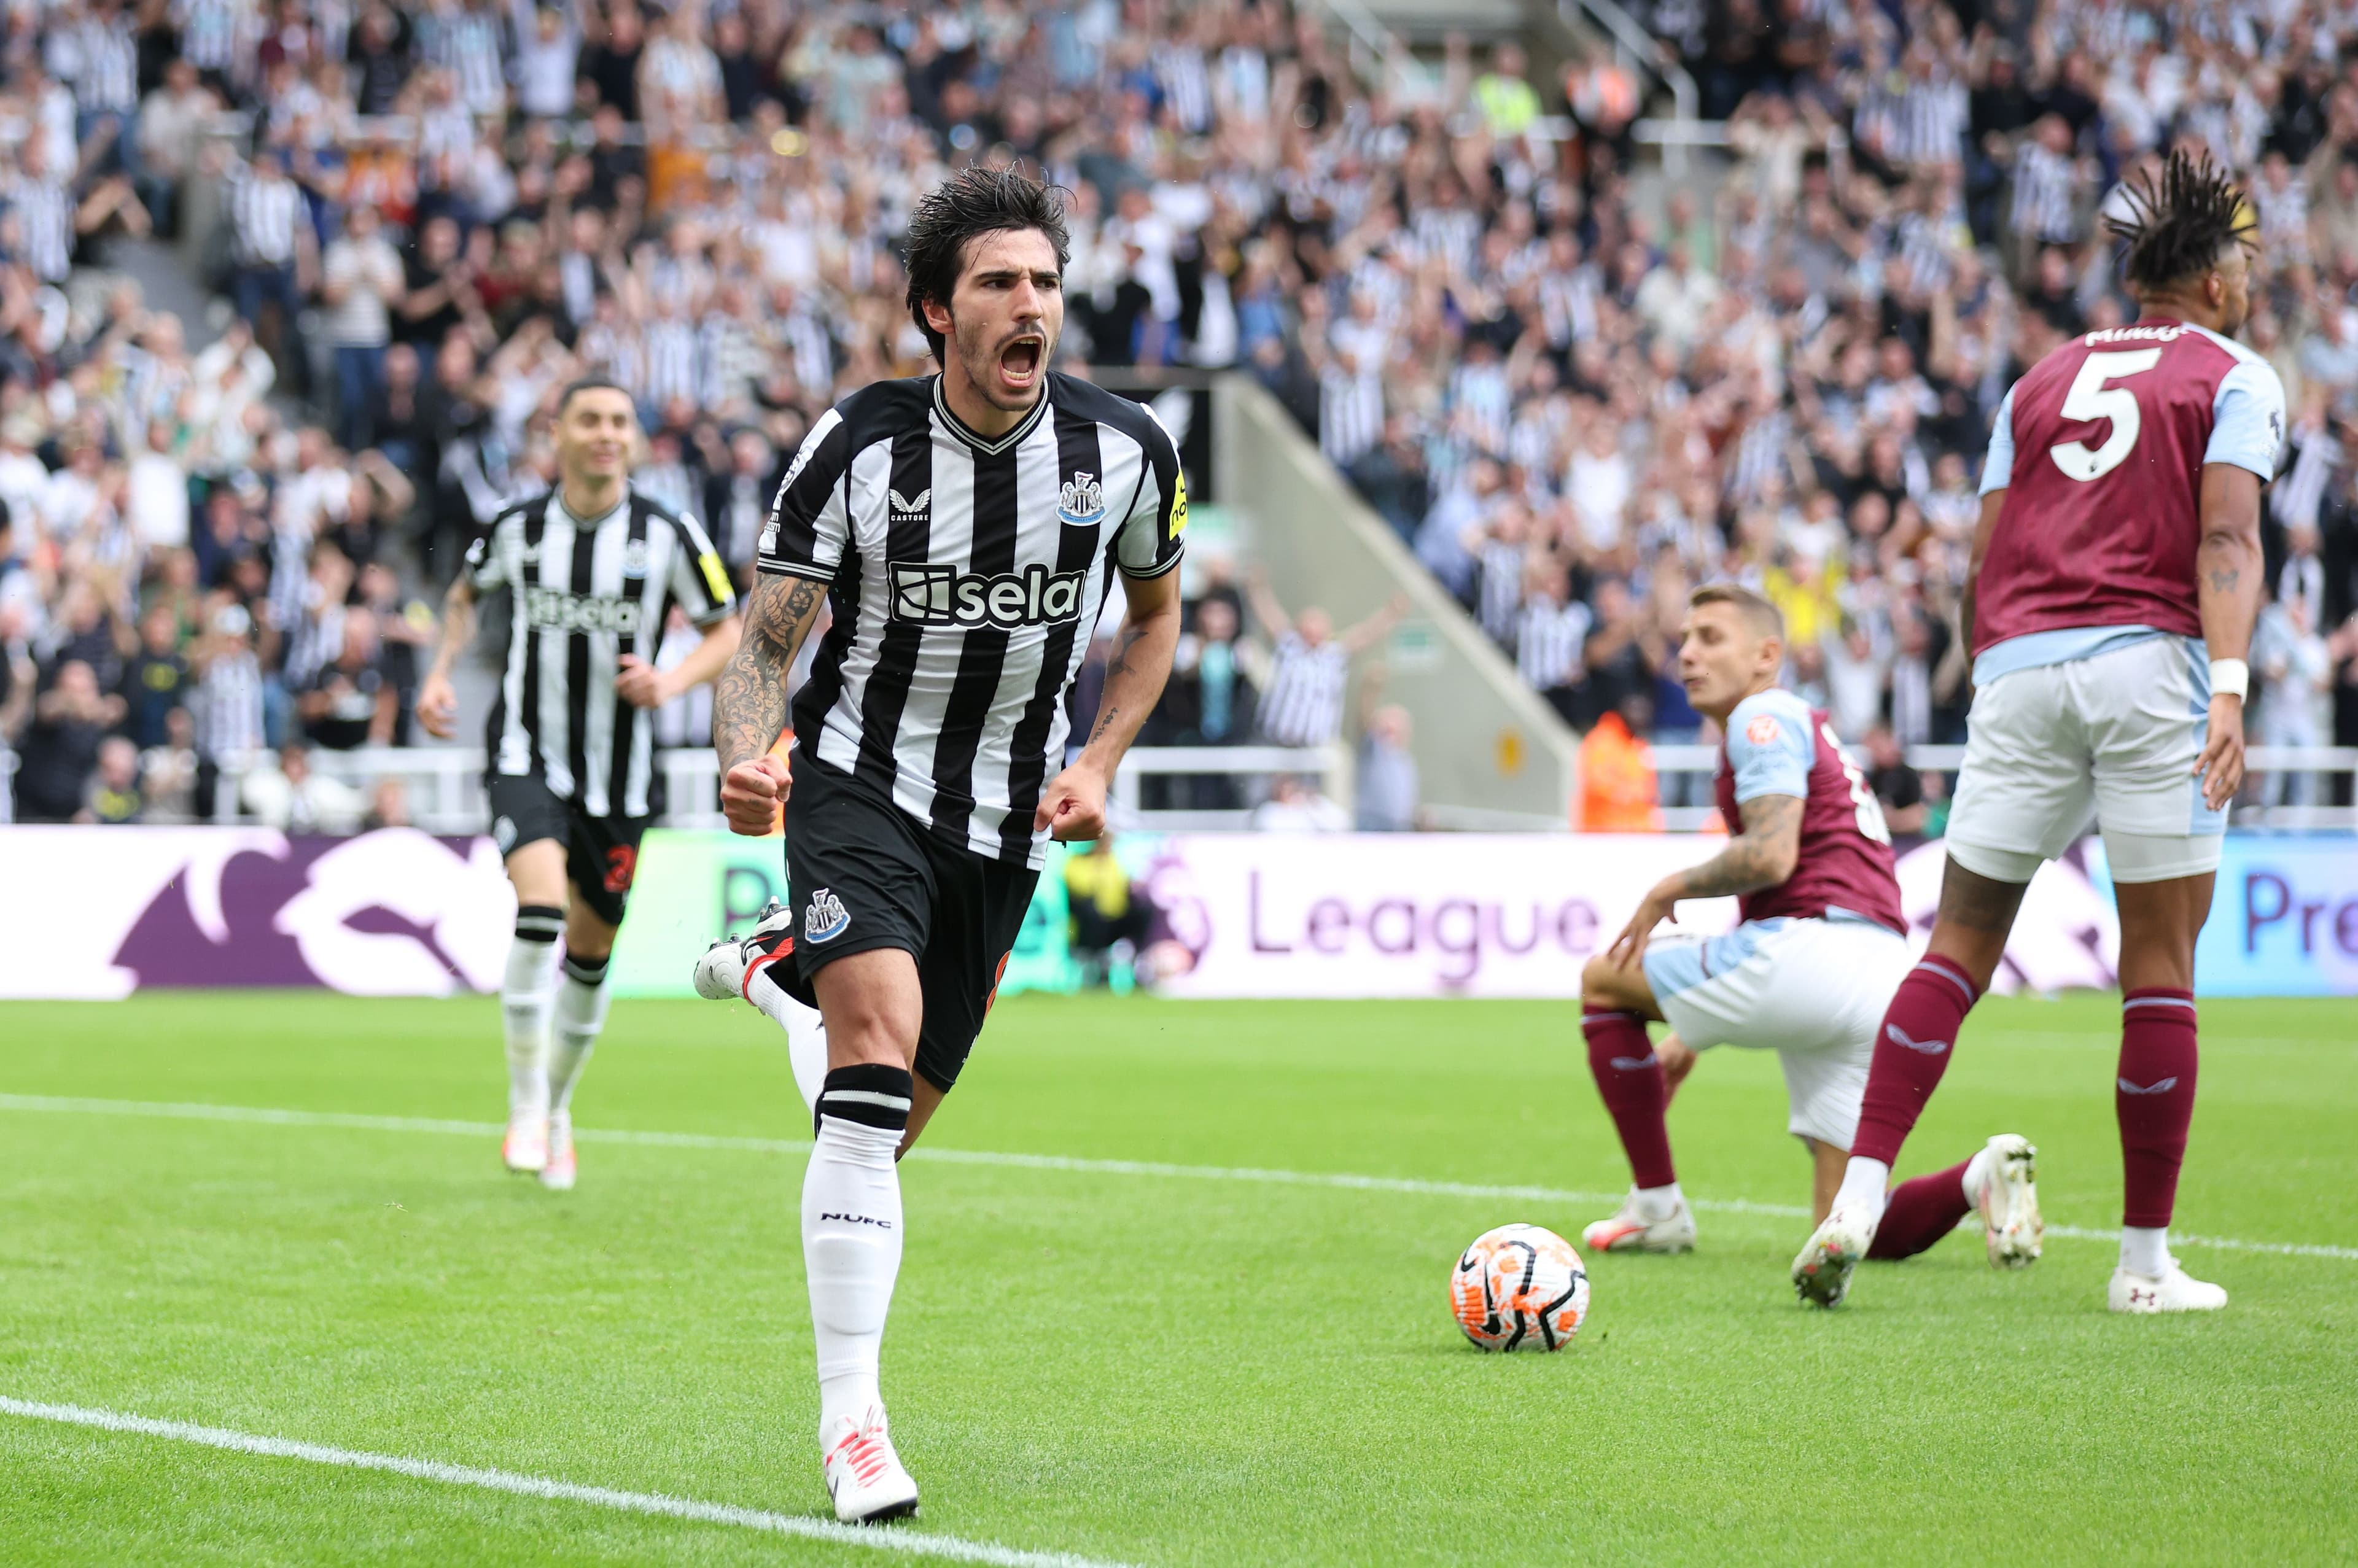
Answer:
[
  {"left": 500, "top": 1112, "right": 548, "bottom": 1174},
  {"left": 1792, "top": 1207, "right": 1878, "bottom": 1308},
  {"left": 1582, "top": 1191, "right": 1697, "bottom": 1254},
  {"left": 822, "top": 1406, "right": 919, "bottom": 1523},
  {"left": 1974, "top": 1134, "right": 2042, "bottom": 1269},
  {"left": 539, "top": 1109, "right": 577, "bottom": 1191},
  {"left": 692, "top": 898, "right": 797, "bottom": 1001},
  {"left": 2108, "top": 1258, "right": 2228, "bottom": 1314}
]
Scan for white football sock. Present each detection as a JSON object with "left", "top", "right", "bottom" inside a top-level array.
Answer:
[
  {"left": 502, "top": 923, "right": 561, "bottom": 1120},
  {"left": 803, "top": 1114, "right": 905, "bottom": 1436},
  {"left": 2120, "top": 1225, "right": 2169, "bottom": 1277},
  {"left": 548, "top": 956, "right": 610, "bottom": 1114},
  {"left": 1961, "top": 1145, "right": 1996, "bottom": 1205},
  {"left": 1834, "top": 1156, "right": 1892, "bottom": 1222},
  {"left": 1634, "top": 1182, "right": 1685, "bottom": 1222},
  {"left": 750, "top": 966, "right": 830, "bottom": 1115}
]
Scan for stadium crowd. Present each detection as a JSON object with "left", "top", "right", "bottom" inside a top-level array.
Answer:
[{"left": 3, "top": 0, "right": 2357, "bottom": 828}]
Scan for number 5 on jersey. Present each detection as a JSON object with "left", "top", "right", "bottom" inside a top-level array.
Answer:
[{"left": 2050, "top": 349, "right": 2162, "bottom": 482}]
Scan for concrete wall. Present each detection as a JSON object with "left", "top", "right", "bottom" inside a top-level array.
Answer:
[{"left": 1213, "top": 375, "right": 1577, "bottom": 829}]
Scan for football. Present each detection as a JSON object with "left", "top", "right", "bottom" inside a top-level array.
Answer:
[{"left": 1451, "top": 1224, "right": 1591, "bottom": 1352}]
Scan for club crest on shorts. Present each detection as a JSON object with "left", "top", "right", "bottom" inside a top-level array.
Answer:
[
  {"left": 804, "top": 888, "right": 850, "bottom": 942},
  {"left": 493, "top": 815, "right": 518, "bottom": 853}
]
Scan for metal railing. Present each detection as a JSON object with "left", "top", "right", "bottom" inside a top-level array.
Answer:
[
  {"left": 1648, "top": 744, "right": 2358, "bottom": 832},
  {"left": 196, "top": 742, "right": 2358, "bottom": 835},
  {"left": 1560, "top": 0, "right": 1702, "bottom": 175},
  {"left": 206, "top": 745, "right": 1348, "bottom": 836}
]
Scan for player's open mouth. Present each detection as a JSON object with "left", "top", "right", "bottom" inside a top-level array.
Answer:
[{"left": 998, "top": 335, "right": 1043, "bottom": 388}]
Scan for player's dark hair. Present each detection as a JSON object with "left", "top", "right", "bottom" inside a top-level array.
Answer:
[
  {"left": 556, "top": 375, "right": 635, "bottom": 416},
  {"left": 1691, "top": 582, "right": 1785, "bottom": 642},
  {"left": 2107, "top": 149, "right": 2255, "bottom": 292},
  {"left": 902, "top": 166, "right": 1071, "bottom": 363}
]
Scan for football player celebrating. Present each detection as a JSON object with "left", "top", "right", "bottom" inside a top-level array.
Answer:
[
  {"left": 693, "top": 167, "right": 1185, "bottom": 1523},
  {"left": 1794, "top": 152, "right": 2281, "bottom": 1314},
  {"left": 1581, "top": 584, "right": 2042, "bottom": 1285},
  {"left": 418, "top": 379, "right": 741, "bottom": 1189}
]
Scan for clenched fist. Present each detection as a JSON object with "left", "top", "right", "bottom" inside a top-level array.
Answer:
[{"left": 722, "top": 754, "right": 792, "bottom": 836}]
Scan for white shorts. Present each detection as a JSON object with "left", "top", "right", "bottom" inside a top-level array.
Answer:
[
  {"left": 1640, "top": 916, "right": 1913, "bottom": 1149},
  {"left": 1947, "top": 635, "right": 2225, "bottom": 886}
]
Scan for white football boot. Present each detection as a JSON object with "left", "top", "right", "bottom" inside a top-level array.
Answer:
[
  {"left": 1582, "top": 1192, "right": 1697, "bottom": 1254},
  {"left": 2109, "top": 1257, "right": 2228, "bottom": 1314},
  {"left": 693, "top": 898, "right": 796, "bottom": 1001},
  {"left": 500, "top": 1112, "right": 548, "bottom": 1174},
  {"left": 1974, "top": 1135, "right": 2043, "bottom": 1270},
  {"left": 821, "top": 1407, "right": 919, "bottom": 1524},
  {"left": 1792, "top": 1206, "right": 1878, "bottom": 1308},
  {"left": 539, "top": 1109, "right": 577, "bottom": 1191}
]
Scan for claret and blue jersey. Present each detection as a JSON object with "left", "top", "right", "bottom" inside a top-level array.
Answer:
[
  {"left": 1973, "top": 319, "right": 2286, "bottom": 686},
  {"left": 1713, "top": 688, "right": 1907, "bottom": 935}
]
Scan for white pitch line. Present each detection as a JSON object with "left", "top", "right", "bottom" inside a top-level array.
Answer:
[
  {"left": 0, "top": 1396, "right": 1136, "bottom": 1568},
  {"left": 2, "top": 1093, "right": 2353, "bottom": 1262}
]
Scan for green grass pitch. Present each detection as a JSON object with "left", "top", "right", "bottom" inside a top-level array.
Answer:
[{"left": 1, "top": 990, "right": 2354, "bottom": 1565}]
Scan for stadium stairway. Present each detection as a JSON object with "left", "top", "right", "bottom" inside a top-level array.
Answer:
[{"left": 1214, "top": 375, "right": 1579, "bottom": 829}]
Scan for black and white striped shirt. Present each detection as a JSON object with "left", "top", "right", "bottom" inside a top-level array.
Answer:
[
  {"left": 1256, "top": 634, "right": 1350, "bottom": 748},
  {"left": 1517, "top": 598, "right": 1592, "bottom": 691},
  {"left": 759, "top": 373, "right": 1186, "bottom": 867},
  {"left": 228, "top": 168, "right": 305, "bottom": 267},
  {"left": 72, "top": 15, "right": 141, "bottom": 113},
  {"left": 5, "top": 175, "right": 73, "bottom": 282},
  {"left": 465, "top": 488, "right": 739, "bottom": 818}
]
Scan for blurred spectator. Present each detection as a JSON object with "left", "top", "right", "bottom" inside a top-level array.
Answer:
[
  {"left": 189, "top": 602, "right": 265, "bottom": 817},
  {"left": 321, "top": 204, "right": 407, "bottom": 452},
  {"left": 16, "top": 660, "right": 125, "bottom": 821},
  {"left": 364, "top": 776, "right": 414, "bottom": 831},
  {"left": 240, "top": 741, "right": 365, "bottom": 833},
  {"left": 1247, "top": 576, "right": 1406, "bottom": 748},
  {"left": 80, "top": 735, "right": 145, "bottom": 824},
  {"left": 298, "top": 608, "right": 398, "bottom": 750},
  {"left": 120, "top": 605, "right": 189, "bottom": 750},
  {"left": 1578, "top": 690, "right": 1662, "bottom": 833},
  {"left": 1062, "top": 835, "right": 1152, "bottom": 987},
  {"left": 1355, "top": 702, "right": 1420, "bottom": 832},
  {"left": 2255, "top": 596, "right": 2333, "bottom": 805},
  {"left": 1249, "top": 772, "right": 1348, "bottom": 833},
  {"left": 1862, "top": 724, "right": 1929, "bottom": 836}
]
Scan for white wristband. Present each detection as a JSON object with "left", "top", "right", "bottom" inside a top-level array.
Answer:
[{"left": 2209, "top": 658, "right": 2249, "bottom": 701}]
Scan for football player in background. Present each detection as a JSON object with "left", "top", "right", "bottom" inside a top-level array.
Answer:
[
  {"left": 1796, "top": 152, "right": 2281, "bottom": 1314},
  {"left": 418, "top": 379, "right": 741, "bottom": 1189},
  {"left": 1581, "top": 585, "right": 2042, "bottom": 1285}
]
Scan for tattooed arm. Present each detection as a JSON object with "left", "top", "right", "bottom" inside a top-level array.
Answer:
[
  {"left": 2193, "top": 461, "right": 2263, "bottom": 810},
  {"left": 712, "top": 572, "right": 830, "bottom": 835},
  {"left": 1604, "top": 793, "right": 1804, "bottom": 968},
  {"left": 1034, "top": 564, "right": 1185, "bottom": 842}
]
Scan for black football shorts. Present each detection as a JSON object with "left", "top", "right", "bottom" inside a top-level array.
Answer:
[
  {"left": 778, "top": 756, "right": 1039, "bottom": 1092},
  {"left": 487, "top": 772, "right": 652, "bottom": 928}
]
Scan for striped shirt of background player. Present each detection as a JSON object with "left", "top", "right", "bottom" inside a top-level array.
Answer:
[
  {"left": 758, "top": 375, "right": 1183, "bottom": 866},
  {"left": 468, "top": 489, "right": 737, "bottom": 818}
]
